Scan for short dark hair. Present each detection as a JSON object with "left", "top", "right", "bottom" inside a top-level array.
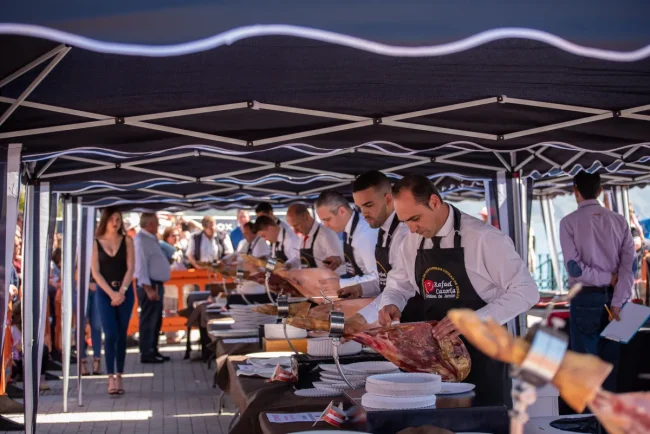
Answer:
[
  {"left": 314, "top": 190, "right": 351, "bottom": 212},
  {"left": 392, "top": 175, "right": 442, "bottom": 207},
  {"left": 243, "top": 221, "right": 255, "bottom": 233},
  {"left": 255, "top": 202, "right": 274, "bottom": 215},
  {"left": 253, "top": 215, "right": 277, "bottom": 232},
  {"left": 287, "top": 203, "right": 310, "bottom": 218},
  {"left": 352, "top": 171, "right": 392, "bottom": 193},
  {"left": 573, "top": 171, "right": 601, "bottom": 200}
]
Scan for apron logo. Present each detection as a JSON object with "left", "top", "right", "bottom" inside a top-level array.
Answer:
[
  {"left": 421, "top": 266, "right": 460, "bottom": 300},
  {"left": 345, "top": 254, "right": 355, "bottom": 274}
]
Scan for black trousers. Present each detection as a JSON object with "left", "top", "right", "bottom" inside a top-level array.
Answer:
[{"left": 136, "top": 282, "right": 164, "bottom": 357}]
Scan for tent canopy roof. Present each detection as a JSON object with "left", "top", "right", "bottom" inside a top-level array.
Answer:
[{"left": 1, "top": 13, "right": 649, "bottom": 209}]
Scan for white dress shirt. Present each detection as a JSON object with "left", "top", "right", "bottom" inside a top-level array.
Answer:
[
  {"left": 357, "top": 212, "right": 410, "bottom": 323},
  {"left": 273, "top": 226, "right": 301, "bottom": 269},
  {"left": 134, "top": 229, "right": 171, "bottom": 286},
  {"left": 379, "top": 207, "right": 540, "bottom": 325},
  {"left": 298, "top": 221, "right": 345, "bottom": 273},
  {"left": 236, "top": 236, "right": 270, "bottom": 294},
  {"left": 339, "top": 212, "right": 380, "bottom": 296},
  {"left": 187, "top": 231, "right": 234, "bottom": 263},
  {"left": 237, "top": 236, "right": 271, "bottom": 258}
]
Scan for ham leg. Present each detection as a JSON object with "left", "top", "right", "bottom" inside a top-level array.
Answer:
[
  {"left": 285, "top": 316, "right": 470, "bottom": 382},
  {"left": 589, "top": 391, "right": 650, "bottom": 434},
  {"left": 447, "top": 308, "right": 613, "bottom": 413}
]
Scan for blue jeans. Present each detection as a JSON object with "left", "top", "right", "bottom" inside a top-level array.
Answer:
[
  {"left": 96, "top": 286, "right": 135, "bottom": 374},
  {"left": 81, "top": 290, "right": 103, "bottom": 358},
  {"left": 569, "top": 288, "right": 620, "bottom": 392},
  {"left": 136, "top": 282, "right": 164, "bottom": 357}
]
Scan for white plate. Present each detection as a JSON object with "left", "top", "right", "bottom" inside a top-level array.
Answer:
[
  {"left": 366, "top": 373, "right": 442, "bottom": 397},
  {"left": 246, "top": 351, "right": 297, "bottom": 359},
  {"left": 344, "top": 361, "right": 399, "bottom": 374},
  {"left": 249, "top": 357, "right": 292, "bottom": 368},
  {"left": 362, "top": 392, "right": 437, "bottom": 410},
  {"left": 253, "top": 367, "right": 276, "bottom": 378},
  {"left": 319, "top": 364, "right": 354, "bottom": 374},
  {"left": 209, "top": 329, "right": 258, "bottom": 338},
  {"left": 320, "top": 372, "right": 369, "bottom": 382},
  {"left": 438, "top": 382, "right": 476, "bottom": 395},
  {"left": 294, "top": 388, "right": 342, "bottom": 398},
  {"left": 313, "top": 381, "right": 363, "bottom": 391},
  {"left": 319, "top": 377, "right": 366, "bottom": 386}
]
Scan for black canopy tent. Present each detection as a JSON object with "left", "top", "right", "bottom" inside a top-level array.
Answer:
[{"left": 1, "top": 3, "right": 650, "bottom": 432}]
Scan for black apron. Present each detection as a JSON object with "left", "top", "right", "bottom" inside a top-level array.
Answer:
[
  {"left": 273, "top": 228, "right": 289, "bottom": 262},
  {"left": 400, "top": 206, "right": 512, "bottom": 408},
  {"left": 342, "top": 211, "right": 364, "bottom": 278},
  {"left": 299, "top": 224, "right": 321, "bottom": 268},
  {"left": 246, "top": 237, "right": 261, "bottom": 256},
  {"left": 375, "top": 214, "right": 401, "bottom": 292}
]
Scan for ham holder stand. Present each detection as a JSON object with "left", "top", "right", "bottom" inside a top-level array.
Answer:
[
  {"left": 283, "top": 288, "right": 357, "bottom": 389},
  {"left": 508, "top": 285, "right": 582, "bottom": 434}
]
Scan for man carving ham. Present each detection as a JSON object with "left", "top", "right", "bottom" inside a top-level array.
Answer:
[{"left": 375, "top": 175, "right": 540, "bottom": 408}]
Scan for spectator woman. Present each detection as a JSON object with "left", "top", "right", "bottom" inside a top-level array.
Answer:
[
  {"left": 160, "top": 227, "right": 185, "bottom": 270},
  {"left": 91, "top": 207, "right": 135, "bottom": 395}
]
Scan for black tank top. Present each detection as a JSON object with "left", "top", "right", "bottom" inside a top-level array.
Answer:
[{"left": 96, "top": 237, "right": 127, "bottom": 288}]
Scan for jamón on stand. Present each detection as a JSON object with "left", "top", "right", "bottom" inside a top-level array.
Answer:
[{"left": 285, "top": 316, "right": 470, "bottom": 382}]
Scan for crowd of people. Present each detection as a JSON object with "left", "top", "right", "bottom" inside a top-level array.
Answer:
[{"left": 4, "top": 171, "right": 648, "bottom": 402}]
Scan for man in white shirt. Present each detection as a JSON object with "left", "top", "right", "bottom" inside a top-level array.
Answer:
[
  {"left": 186, "top": 216, "right": 234, "bottom": 269},
  {"left": 342, "top": 171, "right": 410, "bottom": 325},
  {"left": 236, "top": 222, "right": 271, "bottom": 258},
  {"left": 255, "top": 202, "right": 294, "bottom": 235},
  {"left": 315, "top": 190, "right": 379, "bottom": 297},
  {"left": 285, "top": 203, "right": 345, "bottom": 272},
  {"left": 377, "top": 175, "right": 540, "bottom": 407},
  {"left": 134, "top": 213, "right": 172, "bottom": 363},
  {"left": 254, "top": 215, "right": 301, "bottom": 269}
]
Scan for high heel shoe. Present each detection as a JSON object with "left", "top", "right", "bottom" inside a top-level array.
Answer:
[
  {"left": 115, "top": 375, "right": 125, "bottom": 395},
  {"left": 80, "top": 360, "right": 90, "bottom": 376},
  {"left": 92, "top": 358, "right": 102, "bottom": 375},
  {"left": 107, "top": 376, "right": 118, "bottom": 395}
]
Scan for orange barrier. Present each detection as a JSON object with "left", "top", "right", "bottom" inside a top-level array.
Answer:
[{"left": 127, "top": 269, "right": 233, "bottom": 336}]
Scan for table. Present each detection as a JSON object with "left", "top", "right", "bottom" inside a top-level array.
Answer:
[
  {"left": 226, "top": 356, "right": 334, "bottom": 434},
  {"left": 258, "top": 413, "right": 363, "bottom": 434},
  {"left": 344, "top": 388, "right": 509, "bottom": 434},
  {"left": 214, "top": 338, "right": 261, "bottom": 390}
]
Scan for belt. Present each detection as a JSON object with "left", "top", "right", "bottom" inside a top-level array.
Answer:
[{"left": 580, "top": 285, "right": 614, "bottom": 294}]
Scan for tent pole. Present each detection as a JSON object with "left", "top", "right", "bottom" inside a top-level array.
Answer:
[
  {"left": 61, "top": 197, "right": 78, "bottom": 412},
  {"left": 76, "top": 202, "right": 95, "bottom": 407},
  {"left": 541, "top": 196, "right": 565, "bottom": 293},
  {"left": 0, "top": 144, "right": 23, "bottom": 429},
  {"left": 496, "top": 172, "right": 528, "bottom": 337},
  {"left": 22, "top": 180, "right": 53, "bottom": 434},
  {"left": 0, "top": 144, "right": 21, "bottom": 369}
]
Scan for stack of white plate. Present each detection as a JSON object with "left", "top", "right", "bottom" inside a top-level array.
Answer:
[
  {"left": 228, "top": 304, "right": 277, "bottom": 330},
  {"left": 362, "top": 373, "right": 442, "bottom": 410},
  {"left": 315, "top": 361, "right": 399, "bottom": 393}
]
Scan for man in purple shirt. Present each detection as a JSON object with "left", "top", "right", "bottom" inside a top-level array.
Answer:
[{"left": 559, "top": 171, "right": 636, "bottom": 392}]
